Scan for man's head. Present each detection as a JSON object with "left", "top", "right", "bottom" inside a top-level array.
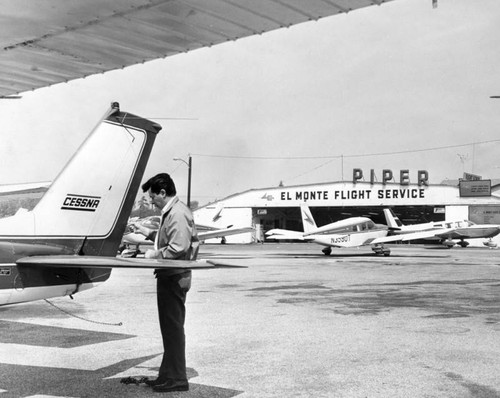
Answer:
[{"left": 142, "top": 173, "right": 176, "bottom": 209}]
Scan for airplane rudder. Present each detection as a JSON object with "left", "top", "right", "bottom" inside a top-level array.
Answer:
[
  {"left": 85, "top": 108, "right": 162, "bottom": 256},
  {"left": 300, "top": 203, "right": 317, "bottom": 233}
]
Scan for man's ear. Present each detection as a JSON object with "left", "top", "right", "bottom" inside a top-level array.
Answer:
[{"left": 159, "top": 189, "right": 167, "bottom": 198}]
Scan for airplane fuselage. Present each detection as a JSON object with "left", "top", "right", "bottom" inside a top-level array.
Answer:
[
  {"left": 0, "top": 239, "right": 111, "bottom": 306},
  {"left": 445, "top": 225, "right": 500, "bottom": 240},
  {"left": 307, "top": 229, "right": 388, "bottom": 248}
]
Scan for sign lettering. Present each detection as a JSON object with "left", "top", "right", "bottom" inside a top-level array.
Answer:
[
  {"left": 62, "top": 194, "right": 101, "bottom": 212},
  {"left": 278, "top": 188, "right": 426, "bottom": 201},
  {"left": 353, "top": 168, "right": 429, "bottom": 186}
]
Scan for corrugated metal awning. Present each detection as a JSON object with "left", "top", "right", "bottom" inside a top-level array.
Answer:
[{"left": 0, "top": 0, "right": 395, "bottom": 97}]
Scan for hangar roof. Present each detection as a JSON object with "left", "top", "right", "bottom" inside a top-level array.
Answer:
[{"left": 197, "top": 180, "right": 500, "bottom": 210}]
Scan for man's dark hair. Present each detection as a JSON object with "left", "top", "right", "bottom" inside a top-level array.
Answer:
[{"left": 142, "top": 173, "right": 176, "bottom": 196}]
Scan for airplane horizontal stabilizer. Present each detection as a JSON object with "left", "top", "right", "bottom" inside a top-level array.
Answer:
[
  {"left": 199, "top": 226, "right": 254, "bottom": 240},
  {"left": 265, "top": 229, "right": 305, "bottom": 241},
  {"left": 16, "top": 255, "right": 246, "bottom": 269},
  {"left": 266, "top": 236, "right": 305, "bottom": 241}
]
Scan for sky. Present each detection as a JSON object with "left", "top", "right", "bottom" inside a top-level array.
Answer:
[{"left": 1, "top": 0, "right": 500, "bottom": 206}]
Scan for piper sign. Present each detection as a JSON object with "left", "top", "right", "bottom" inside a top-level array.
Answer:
[{"left": 353, "top": 169, "right": 429, "bottom": 186}]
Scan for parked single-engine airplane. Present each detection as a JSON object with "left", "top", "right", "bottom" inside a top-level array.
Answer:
[
  {"left": 265, "top": 204, "right": 439, "bottom": 256},
  {"left": 383, "top": 208, "right": 500, "bottom": 248},
  {"left": 0, "top": 103, "right": 238, "bottom": 307},
  {"left": 121, "top": 214, "right": 253, "bottom": 257}
]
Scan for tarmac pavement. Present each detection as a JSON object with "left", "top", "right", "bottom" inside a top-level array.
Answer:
[{"left": 1, "top": 243, "right": 500, "bottom": 397}]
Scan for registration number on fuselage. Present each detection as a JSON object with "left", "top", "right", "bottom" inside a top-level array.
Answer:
[{"left": 331, "top": 235, "right": 350, "bottom": 244}]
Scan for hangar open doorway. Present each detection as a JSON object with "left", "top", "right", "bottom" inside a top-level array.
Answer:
[{"left": 252, "top": 205, "right": 444, "bottom": 241}]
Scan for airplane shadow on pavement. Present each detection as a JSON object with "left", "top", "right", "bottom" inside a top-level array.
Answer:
[{"left": 0, "top": 355, "right": 243, "bottom": 398}]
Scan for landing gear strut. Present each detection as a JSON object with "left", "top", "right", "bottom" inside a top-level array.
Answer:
[
  {"left": 372, "top": 244, "right": 391, "bottom": 256},
  {"left": 322, "top": 247, "right": 332, "bottom": 256}
]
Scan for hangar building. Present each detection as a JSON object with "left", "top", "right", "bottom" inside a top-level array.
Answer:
[{"left": 194, "top": 171, "right": 500, "bottom": 247}]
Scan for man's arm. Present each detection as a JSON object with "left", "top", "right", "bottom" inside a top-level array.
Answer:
[
  {"left": 158, "top": 211, "right": 194, "bottom": 260},
  {"left": 133, "top": 222, "right": 157, "bottom": 242}
]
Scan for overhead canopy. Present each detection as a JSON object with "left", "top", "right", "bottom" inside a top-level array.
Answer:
[{"left": 0, "top": 0, "right": 396, "bottom": 97}]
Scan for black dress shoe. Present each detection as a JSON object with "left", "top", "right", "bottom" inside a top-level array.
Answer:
[
  {"left": 145, "top": 377, "right": 168, "bottom": 387},
  {"left": 153, "top": 379, "right": 189, "bottom": 393}
]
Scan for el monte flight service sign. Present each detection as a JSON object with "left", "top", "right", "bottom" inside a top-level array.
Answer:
[{"left": 274, "top": 169, "right": 430, "bottom": 203}]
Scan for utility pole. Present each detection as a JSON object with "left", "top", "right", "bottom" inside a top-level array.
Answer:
[{"left": 173, "top": 155, "right": 192, "bottom": 208}]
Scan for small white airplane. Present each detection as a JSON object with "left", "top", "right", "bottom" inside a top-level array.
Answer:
[
  {"left": 383, "top": 208, "right": 500, "bottom": 248},
  {"left": 121, "top": 214, "right": 253, "bottom": 256},
  {"left": 265, "top": 204, "right": 435, "bottom": 256},
  {"left": 0, "top": 103, "right": 238, "bottom": 307}
]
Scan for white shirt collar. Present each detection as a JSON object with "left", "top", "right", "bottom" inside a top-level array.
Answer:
[
  {"left": 155, "top": 196, "right": 176, "bottom": 251},
  {"left": 161, "top": 196, "right": 176, "bottom": 215}
]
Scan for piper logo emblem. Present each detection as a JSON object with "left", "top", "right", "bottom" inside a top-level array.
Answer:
[{"left": 62, "top": 194, "right": 101, "bottom": 212}]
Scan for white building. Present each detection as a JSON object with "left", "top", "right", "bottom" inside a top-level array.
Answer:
[{"left": 194, "top": 172, "right": 500, "bottom": 247}]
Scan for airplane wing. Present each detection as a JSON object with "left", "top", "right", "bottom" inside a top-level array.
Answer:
[
  {"left": 369, "top": 228, "right": 457, "bottom": 244},
  {"left": 199, "top": 226, "right": 254, "bottom": 240},
  {"left": 16, "top": 255, "right": 245, "bottom": 269},
  {"left": 1, "top": 0, "right": 397, "bottom": 97}
]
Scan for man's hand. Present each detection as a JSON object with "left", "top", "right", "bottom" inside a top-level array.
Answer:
[
  {"left": 144, "top": 249, "right": 160, "bottom": 259},
  {"left": 133, "top": 222, "right": 150, "bottom": 237}
]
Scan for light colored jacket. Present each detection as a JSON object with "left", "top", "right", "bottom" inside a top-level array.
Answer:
[{"left": 147, "top": 196, "right": 199, "bottom": 275}]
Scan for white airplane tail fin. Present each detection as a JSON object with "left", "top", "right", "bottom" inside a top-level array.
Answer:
[
  {"left": 383, "top": 208, "right": 404, "bottom": 229},
  {"left": 28, "top": 102, "right": 161, "bottom": 256},
  {"left": 212, "top": 202, "right": 224, "bottom": 222},
  {"left": 300, "top": 203, "right": 318, "bottom": 234}
]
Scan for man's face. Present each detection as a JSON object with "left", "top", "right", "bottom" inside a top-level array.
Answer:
[{"left": 148, "top": 188, "right": 166, "bottom": 209}]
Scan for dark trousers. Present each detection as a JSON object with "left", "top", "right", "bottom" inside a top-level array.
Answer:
[{"left": 156, "top": 270, "right": 192, "bottom": 381}]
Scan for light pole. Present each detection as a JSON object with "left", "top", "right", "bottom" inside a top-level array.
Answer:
[{"left": 173, "top": 155, "right": 192, "bottom": 208}]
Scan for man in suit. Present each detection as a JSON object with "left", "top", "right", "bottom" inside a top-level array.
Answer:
[{"left": 134, "top": 173, "right": 199, "bottom": 393}]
